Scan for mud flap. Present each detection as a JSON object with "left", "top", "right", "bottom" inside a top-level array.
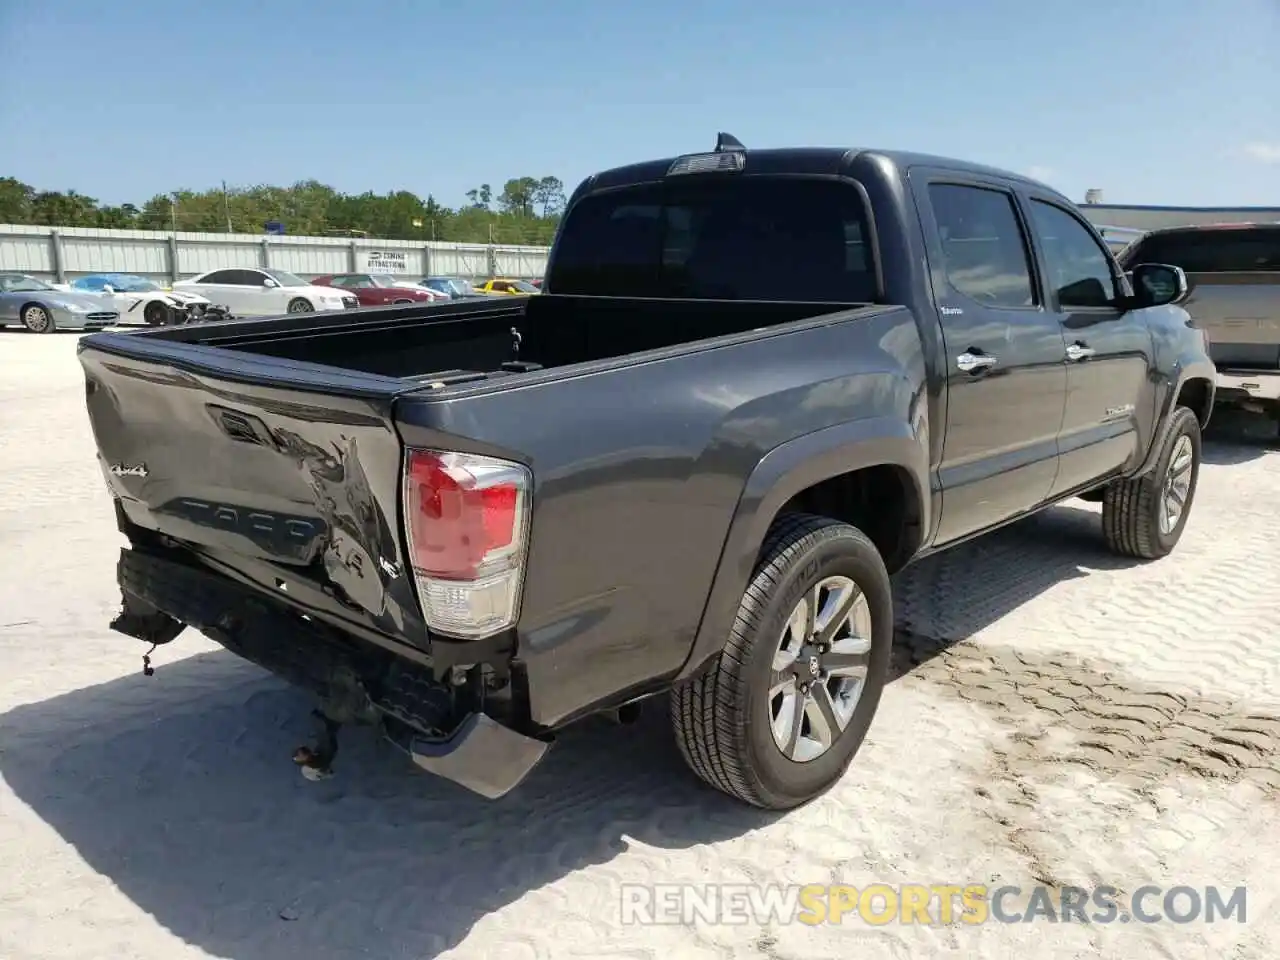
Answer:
[{"left": 385, "top": 712, "right": 552, "bottom": 800}]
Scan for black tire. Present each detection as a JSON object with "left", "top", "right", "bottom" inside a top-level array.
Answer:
[
  {"left": 143, "top": 301, "right": 169, "bottom": 326},
  {"left": 21, "top": 302, "right": 55, "bottom": 333},
  {"left": 1102, "top": 406, "right": 1202, "bottom": 559},
  {"left": 670, "top": 513, "right": 893, "bottom": 810},
  {"left": 287, "top": 297, "right": 314, "bottom": 313}
]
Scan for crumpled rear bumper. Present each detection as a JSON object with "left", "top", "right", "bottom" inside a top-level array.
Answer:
[{"left": 112, "top": 545, "right": 550, "bottom": 798}]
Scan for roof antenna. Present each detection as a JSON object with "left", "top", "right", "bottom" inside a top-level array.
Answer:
[{"left": 715, "top": 132, "right": 746, "bottom": 153}]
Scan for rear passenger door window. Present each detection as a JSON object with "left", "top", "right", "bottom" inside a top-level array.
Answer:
[
  {"left": 1028, "top": 200, "right": 1116, "bottom": 309},
  {"left": 928, "top": 183, "right": 1037, "bottom": 308},
  {"left": 229, "top": 269, "right": 268, "bottom": 286}
]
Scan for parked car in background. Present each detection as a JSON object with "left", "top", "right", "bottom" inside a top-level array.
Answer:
[
  {"left": 419, "top": 276, "right": 485, "bottom": 299},
  {"left": 0, "top": 272, "right": 119, "bottom": 332},
  {"left": 474, "top": 278, "right": 540, "bottom": 295},
  {"left": 311, "top": 273, "right": 447, "bottom": 306},
  {"left": 71, "top": 273, "right": 213, "bottom": 326},
  {"left": 172, "top": 267, "right": 358, "bottom": 317},
  {"left": 1117, "top": 222, "right": 1280, "bottom": 432}
]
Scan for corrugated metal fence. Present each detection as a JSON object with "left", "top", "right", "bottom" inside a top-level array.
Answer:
[{"left": 0, "top": 224, "right": 551, "bottom": 284}]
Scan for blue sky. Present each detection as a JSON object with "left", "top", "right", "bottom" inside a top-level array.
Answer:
[{"left": 1, "top": 0, "right": 1277, "bottom": 209}]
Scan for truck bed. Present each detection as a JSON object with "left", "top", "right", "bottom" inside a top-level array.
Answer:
[
  {"left": 79, "top": 293, "right": 884, "bottom": 668},
  {"left": 131, "top": 294, "right": 857, "bottom": 385}
]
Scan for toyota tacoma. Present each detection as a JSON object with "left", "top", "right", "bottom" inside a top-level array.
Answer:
[{"left": 78, "top": 134, "right": 1214, "bottom": 809}]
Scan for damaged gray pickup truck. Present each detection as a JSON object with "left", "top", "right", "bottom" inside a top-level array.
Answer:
[{"left": 79, "top": 135, "right": 1215, "bottom": 810}]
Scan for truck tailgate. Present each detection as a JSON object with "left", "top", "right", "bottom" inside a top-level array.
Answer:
[
  {"left": 78, "top": 332, "right": 429, "bottom": 646},
  {"left": 1185, "top": 271, "right": 1280, "bottom": 368}
]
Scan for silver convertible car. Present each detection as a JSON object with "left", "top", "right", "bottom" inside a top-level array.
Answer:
[{"left": 0, "top": 273, "right": 119, "bottom": 333}]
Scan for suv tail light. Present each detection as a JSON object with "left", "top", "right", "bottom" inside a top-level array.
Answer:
[{"left": 401, "top": 448, "right": 532, "bottom": 638}]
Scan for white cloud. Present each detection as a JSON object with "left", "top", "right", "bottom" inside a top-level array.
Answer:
[
  {"left": 1026, "top": 165, "right": 1057, "bottom": 183},
  {"left": 1239, "top": 142, "right": 1280, "bottom": 164}
]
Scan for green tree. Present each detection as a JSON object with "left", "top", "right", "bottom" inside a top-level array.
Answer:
[
  {"left": 499, "top": 177, "right": 540, "bottom": 217},
  {"left": 95, "top": 204, "right": 139, "bottom": 228},
  {"left": 532, "top": 176, "right": 566, "bottom": 216},
  {"left": 138, "top": 194, "right": 177, "bottom": 230},
  {"left": 0, "top": 174, "right": 563, "bottom": 245},
  {"left": 0, "top": 177, "right": 34, "bottom": 222},
  {"left": 465, "top": 183, "right": 493, "bottom": 209},
  {"left": 29, "top": 189, "right": 99, "bottom": 226}
]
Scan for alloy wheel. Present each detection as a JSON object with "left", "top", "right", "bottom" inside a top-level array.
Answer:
[
  {"left": 769, "top": 575, "right": 873, "bottom": 762},
  {"left": 1160, "top": 434, "right": 1194, "bottom": 534}
]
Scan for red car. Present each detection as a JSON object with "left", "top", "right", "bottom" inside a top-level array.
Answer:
[{"left": 311, "top": 273, "right": 447, "bottom": 306}]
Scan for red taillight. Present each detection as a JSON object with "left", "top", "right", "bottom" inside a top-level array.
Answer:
[
  {"left": 401, "top": 449, "right": 531, "bottom": 637},
  {"left": 409, "top": 452, "right": 519, "bottom": 579}
]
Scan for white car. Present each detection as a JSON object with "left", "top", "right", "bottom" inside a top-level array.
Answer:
[
  {"left": 71, "top": 273, "right": 212, "bottom": 326},
  {"left": 173, "top": 267, "right": 359, "bottom": 317}
]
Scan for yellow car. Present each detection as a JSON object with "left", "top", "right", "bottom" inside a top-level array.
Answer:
[{"left": 475, "top": 278, "right": 540, "bottom": 296}]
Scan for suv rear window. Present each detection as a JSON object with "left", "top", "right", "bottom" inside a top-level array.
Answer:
[
  {"left": 547, "top": 177, "right": 877, "bottom": 302},
  {"left": 1120, "top": 226, "right": 1280, "bottom": 273}
]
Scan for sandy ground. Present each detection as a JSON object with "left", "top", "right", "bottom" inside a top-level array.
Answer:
[{"left": 1, "top": 330, "right": 1279, "bottom": 960}]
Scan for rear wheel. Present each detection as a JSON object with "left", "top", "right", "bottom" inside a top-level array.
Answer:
[
  {"left": 1102, "top": 406, "right": 1202, "bottom": 559},
  {"left": 670, "top": 513, "right": 893, "bottom": 810},
  {"left": 287, "top": 297, "right": 314, "bottom": 313},
  {"left": 21, "top": 303, "right": 54, "bottom": 333}
]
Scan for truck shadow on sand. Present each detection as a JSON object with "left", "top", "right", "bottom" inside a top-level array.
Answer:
[
  {"left": 1200, "top": 409, "right": 1280, "bottom": 464},
  {"left": 0, "top": 496, "right": 1219, "bottom": 959},
  {"left": 0, "top": 657, "right": 765, "bottom": 959}
]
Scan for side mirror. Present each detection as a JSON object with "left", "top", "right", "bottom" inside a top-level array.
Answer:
[
  {"left": 1128, "top": 263, "right": 1188, "bottom": 308},
  {"left": 101, "top": 284, "right": 115, "bottom": 294},
  {"left": 262, "top": 278, "right": 279, "bottom": 288}
]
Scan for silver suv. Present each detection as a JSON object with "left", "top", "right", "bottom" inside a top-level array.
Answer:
[{"left": 1118, "top": 223, "right": 1280, "bottom": 431}]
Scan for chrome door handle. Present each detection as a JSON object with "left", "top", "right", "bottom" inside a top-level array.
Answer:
[
  {"left": 1065, "top": 343, "right": 1095, "bottom": 361},
  {"left": 956, "top": 351, "right": 997, "bottom": 372}
]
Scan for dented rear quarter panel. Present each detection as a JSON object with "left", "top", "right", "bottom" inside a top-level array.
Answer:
[{"left": 394, "top": 305, "right": 930, "bottom": 727}]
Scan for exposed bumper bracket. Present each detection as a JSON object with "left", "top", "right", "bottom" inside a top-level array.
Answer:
[
  {"left": 117, "top": 545, "right": 551, "bottom": 800},
  {"left": 110, "top": 591, "right": 187, "bottom": 646}
]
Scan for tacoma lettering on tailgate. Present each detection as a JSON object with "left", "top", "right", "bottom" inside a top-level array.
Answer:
[{"left": 158, "top": 498, "right": 328, "bottom": 564}]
